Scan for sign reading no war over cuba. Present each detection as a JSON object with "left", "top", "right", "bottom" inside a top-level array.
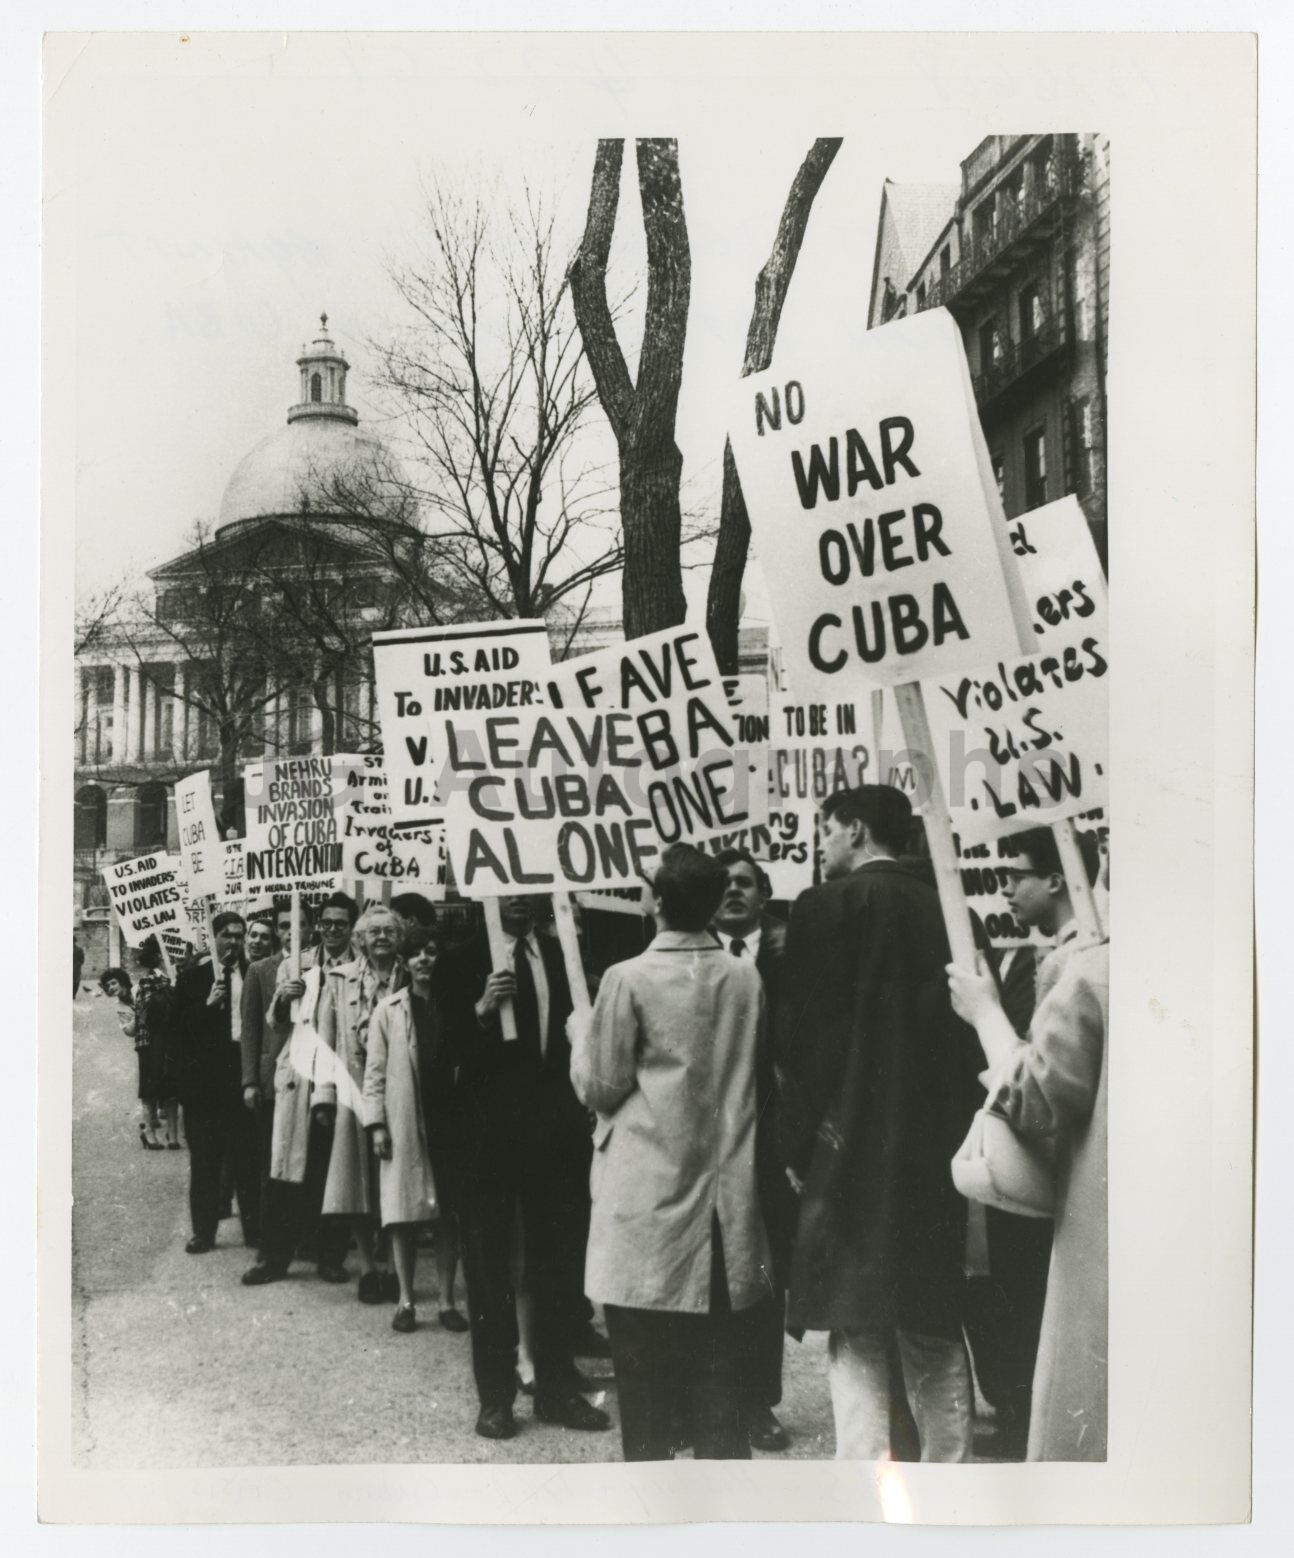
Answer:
[
  {"left": 728, "top": 308, "right": 1019, "bottom": 701},
  {"left": 439, "top": 694, "right": 764, "bottom": 898},
  {"left": 372, "top": 619, "right": 552, "bottom": 820}
]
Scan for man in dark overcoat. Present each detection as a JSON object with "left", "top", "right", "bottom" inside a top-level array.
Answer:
[
  {"left": 775, "top": 785, "right": 983, "bottom": 1461},
  {"left": 170, "top": 911, "right": 260, "bottom": 1254},
  {"left": 436, "top": 894, "right": 610, "bottom": 1442}
]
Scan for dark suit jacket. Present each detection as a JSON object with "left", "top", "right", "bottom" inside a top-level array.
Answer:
[
  {"left": 775, "top": 859, "right": 983, "bottom": 1336},
  {"left": 436, "top": 931, "right": 584, "bottom": 1180},
  {"left": 170, "top": 956, "right": 249, "bottom": 1110},
  {"left": 240, "top": 953, "right": 287, "bottom": 1100}
]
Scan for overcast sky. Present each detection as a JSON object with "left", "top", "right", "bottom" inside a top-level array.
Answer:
[{"left": 52, "top": 33, "right": 994, "bottom": 624}]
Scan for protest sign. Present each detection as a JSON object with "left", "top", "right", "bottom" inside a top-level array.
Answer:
[
  {"left": 220, "top": 839, "right": 246, "bottom": 913},
  {"left": 174, "top": 770, "right": 222, "bottom": 901},
  {"left": 101, "top": 852, "right": 184, "bottom": 948},
  {"left": 372, "top": 619, "right": 552, "bottom": 819},
  {"left": 546, "top": 624, "right": 725, "bottom": 712},
  {"left": 728, "top": 308, "right": 1019, "bottom": 702},
  {"left": 171, "top": 856, "right": 209, "bottom": 952},
  {"left": 918, "top": 642, "right": 1110, "bottom": 845},
  {"left": 574, "top": 886, "right": 651, "bottom": 917},
  {"left": 1005, "top": 494, "right": 1109, "bottom": 648},
  {"left": 439, "top": 697, "right": 765, "bottom": 898},
  {"left": 339, "top": 754, "right": 447, "bottom": 897},
  {"left": 722, "top": 674, "right": 770, "bottom": 745},
  {"left": 242, "top": 755, "right": 348, "bottom": 902}
]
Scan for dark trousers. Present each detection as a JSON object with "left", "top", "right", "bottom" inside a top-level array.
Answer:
[
  {"left": 258, "top": 1113, "right": 350, "bottom": 1272},
  {"left": 604, "top": 1219, "right": 754, "bottom": 1462},
  {"left": 973, "top": 1209, "right": 1053, "bottom": 1439},
  {"left": 738, "top": 1289, "right": 786, "bottom": 1411},
  {"left": 457, "top": 1148, "right": 591, "bottom": 1412},
  {"left": 185, "top": 1089, "right": 260, "bottom": 1246}
]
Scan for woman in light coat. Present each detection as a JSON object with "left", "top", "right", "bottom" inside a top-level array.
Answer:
[
  {"left": 570, "top": 844, "right": 773, "bottom": 1461},
  {"left": 316, "top": 903, "right": 406, "bottom": 1304},
  {"left": 363, "top": 922, "right": 445, "bottom": 1333},
  {"left": 949, "top": 939, "right": 1109, "bottom": 1462}
]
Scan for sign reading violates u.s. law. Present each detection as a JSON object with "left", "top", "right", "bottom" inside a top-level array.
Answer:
[
  {"left": 728, "top": 308, "right": 1020, "bottom": 700},
  {"left": 372, "top": 619, "right": 552, "bottom": 820}
]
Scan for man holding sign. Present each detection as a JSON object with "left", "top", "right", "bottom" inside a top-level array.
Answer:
[{"left": 436, "top": 896, "right": 610, "bottom": 1441}]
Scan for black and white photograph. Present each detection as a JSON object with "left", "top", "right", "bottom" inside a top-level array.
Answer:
[{"left": 36, "top": 25, "right": 1255, "bottom": 1528}]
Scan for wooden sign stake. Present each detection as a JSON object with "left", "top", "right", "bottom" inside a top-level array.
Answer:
[
  {"left": 552, "top": 891, "right": 591, "bottom": 1018},
  {"left": 1052, "top": 817, "right": 1107, "bottom": 946},
  {"left": 482, "top": 898, "right": 519, "bottom": 1042},
  {"left": 893, "top": 680, "right": 978, "bottom": 968},
  {"left": 289, "top": 886, "right": 302, "bottom": 1023}
]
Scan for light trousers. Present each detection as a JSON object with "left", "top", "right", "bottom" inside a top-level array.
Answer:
[{"left": 828, "top": 1327, "right": 973, "bottom": 1462}]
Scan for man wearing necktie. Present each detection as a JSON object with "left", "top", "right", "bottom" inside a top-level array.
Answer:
[
  {"left": 437, "top": 894, "right": 610, "bottom": 1442},
  {"left": 169, "top": 911, "right": 260, "bottom": 1254},
  {"left": 711, "top": 849, "right": 793, "bottom": 1453}
]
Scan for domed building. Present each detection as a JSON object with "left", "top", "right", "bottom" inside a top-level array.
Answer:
[{"left": 73, "top": 318, "right": 430, "bottom": 964}]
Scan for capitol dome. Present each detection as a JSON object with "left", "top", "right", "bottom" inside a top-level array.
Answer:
[{"left": 217, "top": 315, "right": 400, "bottom": 529}]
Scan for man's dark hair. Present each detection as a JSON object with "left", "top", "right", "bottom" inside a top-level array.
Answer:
[
  {"left": 320, "top": 891, "right": 360, "bottom": 926},
  {"left": 821, "top": 784, "right": 913, "bottom": 856},
  {"left": 137, "top": 935, "right": 165, "bottom": 972},
  {"left": 212, "top": 910, "right": 246, "bottom": 935},
  {"left": 391, "top": 892, "right": 438, "bottom": 928},
  {"left": 714, "top": 847, "right": 772, "bottom": 900},
  {"left": 99, "top": 967, "right": 132, "bottom": 997},
  {"left": 404, "top": 921, "right": 444, "bottom": 956},
  {"left": 652, "top": 844, "right": 729, "bottom": 933},
  {"left": 1012, "top": 826, "right": 1100, "bottom": 886},
  {"left": 272, "top": 896, "right": 312, "bottom": 927}
]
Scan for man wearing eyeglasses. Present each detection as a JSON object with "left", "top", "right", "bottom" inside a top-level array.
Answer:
[{"left": 1001, "top": 827, "right": 1101, "bottom": 1005}]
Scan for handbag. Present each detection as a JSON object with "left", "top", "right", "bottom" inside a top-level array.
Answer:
[{"left": 951, "top": 1067, "right": 1055, "bottom": 1219}]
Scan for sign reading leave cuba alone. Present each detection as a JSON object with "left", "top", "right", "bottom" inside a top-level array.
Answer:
[
  {"left": 102, "top": 852, "right": 184, "bottom": 947},
  {"left": 440, "top": 695, "right": 763, "bottom": 898},
  {"left": 339, "top": 753, "right": 447, "bottom": 896},
  {"left": 373, "top": 619, "right": 552, "bottom": 819},
  {"left": 919, "top": 640, "right": 1109, "bottom": 845},
  {"left": 728, "top": 308, "right": 1019, "bottom": 700},
  {"left": 174, "top": 770, "right": 222, "bottom": 901},
  {"left": 242, "top": 755, "right": 349, "bottom": 901}
]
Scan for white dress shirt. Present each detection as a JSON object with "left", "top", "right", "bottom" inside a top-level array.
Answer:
[{"left": 715, "top": 925, "right": 762, "bottom": 962}]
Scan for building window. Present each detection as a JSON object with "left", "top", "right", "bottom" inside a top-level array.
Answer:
[
  {"left": 311, "top": 371, "right": 323, "bottom": 403},
  {"left": 136, "top": 782, "right": 168, "bottom": 848},
  {"left": 978, "top": 318, "right": 1005, "bottom": 372},
  {"left": 75, "top": 785, "right": 107, "bottom": 852},
  {"left": 915, "top": 281, "right": 927, "bottom": 310},
  {"left": 1019, "top": 282, "right": 1045, "bottom": 339},
  {"left": 939, "top": 244, "right": 951, "bottom": 277},
  {"left": 1023, "top": 426, "right": 1049, "bottom": 509},
  {"left": 991, "top": 451, "right": 1007, "bottom": 508}
]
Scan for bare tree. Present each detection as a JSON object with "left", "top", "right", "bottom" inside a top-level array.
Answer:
[
  {"left": 706, "top": 139, "right": 842, "bottom": 673},
  {"left": 569, "top": 137, "right": 841, "bottom": 661},
  {"left": 569, "top": 139, "right": 691, "bottom": 640},
  {"left": 371, "top": 185, "right": 623, "bottom": 624}
]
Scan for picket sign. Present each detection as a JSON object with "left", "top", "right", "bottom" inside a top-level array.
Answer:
[
  {"left": 481, "top": 899, "right": 519, "bottom": 1043},
  {"left": 955, "top": 347, "right": 1107, "bottom": 948}
]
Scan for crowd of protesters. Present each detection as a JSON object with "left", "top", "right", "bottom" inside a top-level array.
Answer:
[{"left": 88, "top": 783, "right": 1108, "bottom": 1464}]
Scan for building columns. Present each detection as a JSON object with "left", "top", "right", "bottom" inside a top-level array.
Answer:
[
  {"left": 111, "top": 663, "right": 127, "bottom": 765},
  {"left": 171, "top": 664, "right": 188, "bottom": 763},
  {"left": 125, "top": 664, "right": 143, "bottom": 762},
  {"left": 140, "top": 670, "right": 156, "bottom": 762}
]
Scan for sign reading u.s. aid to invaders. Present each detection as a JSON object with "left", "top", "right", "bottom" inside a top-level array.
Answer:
[
  {"left": 917, "top": 637, "right": 1109, "bottom": 845},
  {"left": 728, "top": 307, "right": 1020, "bottom": 701},
  {"left": 241, "top": 755, "right": 350, "bottom": 901},
  {"left": 372, "top": 619, "right": 552, "bottom": 820},
  {"left": 173, "top": 770, "right": 223, "bottom": 901},
  {"left": 339, "top": 753, "right": 447, "bottom": 897},
  {"left": 101, "top": 852, "right": 184, "bottom": 947},
  {"left": 438, "top": 695, "right": 765, "bottom": 898}
]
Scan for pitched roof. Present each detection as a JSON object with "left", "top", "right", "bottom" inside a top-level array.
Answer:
[{"left": 868, "top": 179, "right": 960, "bottom": 325}]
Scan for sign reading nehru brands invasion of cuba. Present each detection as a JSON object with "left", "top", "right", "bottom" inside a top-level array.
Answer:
[{"left": 728, "top": 307, "right": 1020, "bottom": 701}]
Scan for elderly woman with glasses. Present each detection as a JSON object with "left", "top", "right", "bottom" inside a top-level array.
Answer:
[{"left": 316, "top": 902, "right": 408, "bottom": 1304}]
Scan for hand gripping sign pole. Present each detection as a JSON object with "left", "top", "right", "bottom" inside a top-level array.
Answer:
[{"left": 481, "top": 899, "right": 519, "bottom": 1043}]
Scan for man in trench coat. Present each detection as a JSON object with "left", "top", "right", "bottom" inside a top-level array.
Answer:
[{"left": 775, "top": 785, "right": 983, "bottom": 1462}]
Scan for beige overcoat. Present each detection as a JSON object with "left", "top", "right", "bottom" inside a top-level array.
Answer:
[{"left": 362, "top": 988, "right": 438, "bottom": 1229}]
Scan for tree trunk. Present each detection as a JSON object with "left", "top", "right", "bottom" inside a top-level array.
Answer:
[
  {"left": 706, "top": 138, "right": 842, "bottom": 672},
  {"left": 621, "top": 442, "right": 686, "bottom": 639},
  {"left": 312, "top": 677, "right": 337, "bottom": 757}
]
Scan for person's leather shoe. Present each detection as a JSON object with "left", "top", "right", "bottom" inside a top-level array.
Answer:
[
  {"left": 184, "top": 1236, "right": 214, "bottom": 1254},
  {"left": 572, "top": 1322, "right": 613, "bottom": 1358},
  {"left": 535, "top": 1394, "right": 611, "bottom": 1432},
  {"left": 241, "top": 1261, "right": 288, "bottom": 1286},
  {"left": 357, "top": 1271, "right": 385, "bottom": 1303},
  {"left": 748, "top": 1405, "right": 790, "bottom": 1452},
  {"left": 475, "top": 1405, "right": 518, "bottom": 1440},
  {"left": 391, "top": 1304, "right": 417, "bottom": 1334},
  {"left": 438, "top": 1307, "right": 470, "bottom": 1333},
  {"left": 317, "top": 1263, "right": 350, "bottom": 1283}
]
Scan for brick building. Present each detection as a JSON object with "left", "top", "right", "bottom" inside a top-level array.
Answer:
[{"left": 867, "top": 133, "right": 1110, "bottom": 566}]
